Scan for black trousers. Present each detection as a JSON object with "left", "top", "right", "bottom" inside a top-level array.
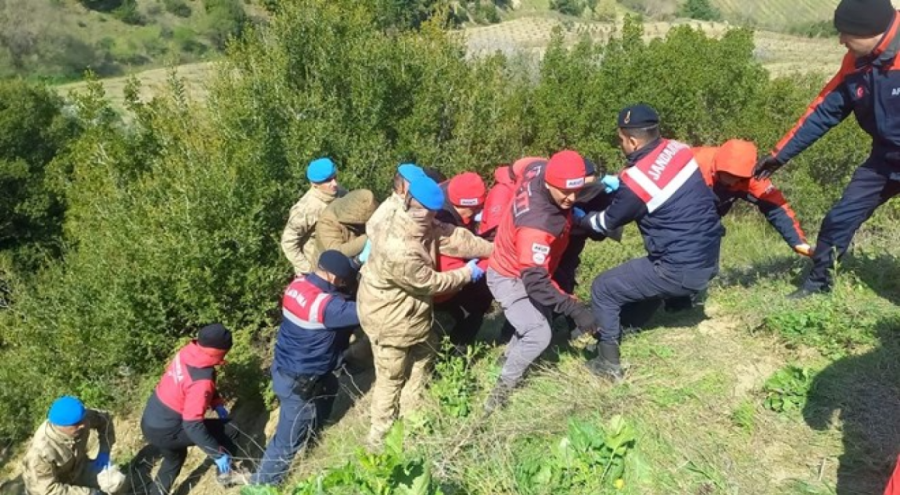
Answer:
[
  {"left": 435, "top": 278, "right": 494, "bottom": 347},
  {"left": 142, "top": 419, "right": 240, "bottom": 495}
]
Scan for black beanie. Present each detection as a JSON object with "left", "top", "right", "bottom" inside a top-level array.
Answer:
[
  {"left": 318, "top": 250, "right": 357, "bottom": 281},
  {"left": 834, "top": 0, "right": 895, "bottom": 36},
  {"left": 198, "top": 323, "right": 233, "bottom": 350}
]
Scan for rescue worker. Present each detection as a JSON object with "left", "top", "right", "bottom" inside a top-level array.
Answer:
[
  {"left": 250, "top": 251, "right": 360, "bottom": 487},
  {"left": 580, "top": 105, "right": 723, "bottom": 381},
  {"left": 694, "top": 139, "right": 811, "bottom": 256},
  {"left": 281, "top": 157, "right": 344, "bottom": 275},
  {"left": 311, "top": 189, "right": 379, "bottom": 267},
  {"left": 484, "top": 150, "right": 599, "bottom": 412},
  {"left": 23, "top": 396, "right": 125, "bottom": 495},
  {"left": 358, "top": 174, "right": 493, "bottom": 449},
  {"left": 141, "top": 324, "right": 246, "bottom": 494},
  {"left": 753, "top": 0, "right": 900, "bottom": 298},
  {"left": 478, "top": 164, "right": 516, "bottom": 241},
  {"left": 434, "top": 172, "right": 493, "bottom": 348}
]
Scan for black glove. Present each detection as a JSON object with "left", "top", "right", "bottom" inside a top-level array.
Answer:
[
  {"left": 753, "top": 155, "right": 784, "bottom": 180},
  {"left": 570, "top": 304, "right": 599, "bottom": 335}
]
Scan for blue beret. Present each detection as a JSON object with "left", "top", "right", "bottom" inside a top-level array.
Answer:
[
  {"left": 618, "top": 104, "right": 660, "bottom": 129},
  {"left": 408, "top": 176, "right": 445, "bottom": 211},
  {"left": 397, "top": 163, "right": 425, "bottom": 182},
  {"left": 48, "top": 396, "right": 86, "bottom": 427},
  {"left": 307, "top": 157, "right": 337, "bottom": 183}
]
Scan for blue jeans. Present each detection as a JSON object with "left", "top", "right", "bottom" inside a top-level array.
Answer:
[
  {"left": 804, "top": 161, "right": 900, "bottom": 291},
  {"left": 251, "top": 368, "right": 338, "bottom": 486}
]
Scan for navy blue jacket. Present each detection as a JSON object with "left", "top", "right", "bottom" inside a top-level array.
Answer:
[
  {"left": 582, "top": 139, "right": 723, "bottom": 289},
  {"left": 274, "top": 273, "right": 358, "bottom": 377},
  {"left": 774, "top": 11, "right": 900, "bottom": 166}
]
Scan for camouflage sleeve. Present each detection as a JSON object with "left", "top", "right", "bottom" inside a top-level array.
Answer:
[
  {"left": 24, "top": 449, "right": 93, "bottom": 495},
  {"left": 85, "top": 409, "right": 114, "bottom": 453},
  {"left": 281, "top": 206, "right": 313, "bottom": 273},
  {"left": 436, "top": 221, "right": 493, "bottom": 259},
  {"left": 337, "top": 234, "right": 368, "bottom": 258},
  {"left": 390, "top": 248, "right": 471, "bottom": 296}
]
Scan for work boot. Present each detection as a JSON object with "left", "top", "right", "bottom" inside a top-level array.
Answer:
[
  {"left": 217, "top": 467, "right": 250, "bottom": 488},
  {"left": 483, "top": 381, "right": 514, "bottom": 415},
  {"left": 787, "top": 285, "right": 829, "bottom": 300},
  {"left": 585, "top": 342, "right": 624, "bottom": 382}
]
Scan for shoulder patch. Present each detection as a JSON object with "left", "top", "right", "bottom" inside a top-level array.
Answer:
[{"left": 531, "top": 242, "right": 550, "bottom": 264}]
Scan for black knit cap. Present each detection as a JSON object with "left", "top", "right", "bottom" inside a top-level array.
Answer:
[
  {"left": 198, "top": 323, "right": 233, "bottom": 350},
  {"left": 834, "top": 0, "right": 895, "bottom": 36},
  {"left": 318, "top": 250, "right": 357, "bottom": 281},
  {"left": 617, "top": 104, "right": 660, "bottom": 129}
]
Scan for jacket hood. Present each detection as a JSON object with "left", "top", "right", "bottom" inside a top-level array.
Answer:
[
  {"left": 332, "top": 189, "right": 379, "bottom": 225},
  {"left": 494, "top": 166, "right": 514, "bottom": 185},
  {"left": 181, "top": 340, "right": 227, "bottom": 367}
]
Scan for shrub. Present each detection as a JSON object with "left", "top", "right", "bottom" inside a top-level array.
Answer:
[
  {"left": 550, "top": 0, "right": 586, "bottom": 17},
  {"left": 678, "top": 0, "right": 721, "bottom": 21},
  {"left": 203, "top": 0, "right": 247, "bottom": 49},
  {"left": 429, "top": 338, "right": 485, "bottom": 418},
  {"left": 112, "top": 0, "right": 146, "bottom": 25},
  {"left": 163, "top": 0, "right": 192, "bottom": 17}
]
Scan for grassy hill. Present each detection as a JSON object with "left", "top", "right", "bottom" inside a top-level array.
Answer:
[
  {"left": 0, "top": 0, "right": 260, "bottom": 82},
  {"left": 713, "top": 0, "right": 839, "bottom": 31}
]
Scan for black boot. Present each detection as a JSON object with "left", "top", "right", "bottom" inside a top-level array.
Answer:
[
  {"left": 484, "top": 380, "right": 514, "bottom": 415},
  {"left": 585, "top": 342, "right": 624, "bottom": 382}
]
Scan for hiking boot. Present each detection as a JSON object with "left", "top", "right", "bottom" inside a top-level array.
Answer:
[
  {"left": 483, "top": 381, "right": 514, "bottom": 415},
  {"left": 787, "top": 286, "right": 829, "bottom": 300},
  {"left": 585, "top": 342, "right": 624, "bottom": 382},
  {"left": 217, "top": 467, "right": 250, "bottom": 488}
]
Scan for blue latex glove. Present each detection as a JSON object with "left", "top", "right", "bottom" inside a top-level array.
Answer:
[
  {"left": 92, "top": 452, "right": 111, "bottom": 471},
  {"left": 214, "top": 453, "right": 232, "bottom": 474},
  {"left": 466, "top": 259, "right": 484, "bottom": 282},
  {"left": 474, "top": 211, "right": 483, "bottom": 223},
  {"left": 573, "top": 207, "right": 586, "bottom": 221},
  {"left": 358, "top": 239, "right": 372, "bottom": 264},
  {"left": 601, "top": 175, "right": 620, "bottom": 194},
  {"left": 214, "top": 405, "right": 229, "bottom": 420}
]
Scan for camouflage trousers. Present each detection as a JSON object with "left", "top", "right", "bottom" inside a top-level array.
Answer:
[{"left": 367, "top": 334, "right": 437, "bottom": 448}]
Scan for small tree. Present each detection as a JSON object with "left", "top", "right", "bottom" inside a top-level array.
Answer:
[
  {"left": 551, "top": 0, "right": 586, "bottom": 17},
  {"left": 679, "top": 0, "right": 720, "bottom": 21}
]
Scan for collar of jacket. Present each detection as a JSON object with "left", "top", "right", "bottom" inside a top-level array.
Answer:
[
  {"left": 310, "top": 185, "right": 338, "bottom": 203},
  {"left": 45, "top": 421, "right": 78, "bottom": 447},
  {"left": 858, "top": 11, "right": 900, "bottom": 69},
  {"left": 182, "top": 340, "right": 226, "bottom": 367},
  {"left": 625, "top": 137, "right": 664, "bottom": 167},
  {"left": 305, "top": 272, "right": 344, "bottom": 295}
]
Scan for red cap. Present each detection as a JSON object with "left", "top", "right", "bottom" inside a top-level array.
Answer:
[
  {"left": 447, "top": 172, "right": 486, "bottom": 207},
  {"left": 545, "top": 150, "right": 587, "bottom": 190},
  {"left": 715, "top": 139, "right": 757, "bottom": 179}
]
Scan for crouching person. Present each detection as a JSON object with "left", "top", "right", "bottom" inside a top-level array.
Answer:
[
  {"left": 141, "top": 324, "right": 247, "bottom": 494},
  {"left": 249, "top": 250, "right": 360, "bottom": 487},
  {"left": 23, "top": 396, "right": 125, "bottom": 495},
  {"left": 359, "top": 174, "right": 492, "bottom": 450}
]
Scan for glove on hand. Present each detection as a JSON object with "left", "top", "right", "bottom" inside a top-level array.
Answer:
[
  {"left": 573, "top": 207, "right": 586, "bottom": 221},
  {"left": 358, "top": 239, "right": 372, "bottom": 264},
  {"left": 600, "top": 175, "right": 620, "bottom": 193},
  {"left": 466, "top": 259, "right": 485, "bottom": 283},
  {"left": 92, "top": 452, "right": 111, "bottom": 471},
  {"left": 753, "top": 155, "right": 783, "bottom": 180},
  {"left": 214, "top": 405, "right": 229, "bottom": 420},
  {"left": 794, "top": 243, "right": 814, "bottom": 257},
  {"left": 214, "top": 453, "right": 232, "bottom": 474}
]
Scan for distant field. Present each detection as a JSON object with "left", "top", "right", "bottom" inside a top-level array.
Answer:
[
  {"left": 712, "top": 0, "right": 839, "bottom": 30},
  {"left": 58, "top": 16, "right": 845, "bottom": 109}
]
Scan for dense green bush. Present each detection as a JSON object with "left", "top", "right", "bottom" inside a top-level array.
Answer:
[
  {"left": 550, "top": 0, "right": 586, "bottom": 17},
  {"left": 163, "top": 0, "right": 193, "bottom": 17},
  {"left": 678, "top": 0, "right": 721, "bottom": 21},
  {"left": 203, "top": 0, "right": 247, "bottom": 49}
]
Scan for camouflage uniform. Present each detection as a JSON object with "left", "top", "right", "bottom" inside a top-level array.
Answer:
[
  {"left": 281, "top": 186, "right": 344, "bottom": 274},
  {"left": 22, "top": 410, "right": 114, "bottom": 495},
  {"left": 358, "top": 203, "right": 493, "bottom": 447},
  {"left": 312, "top": 189, "right": 378, "bottom": 267}
]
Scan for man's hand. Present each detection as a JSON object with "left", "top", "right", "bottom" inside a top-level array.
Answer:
[
  {"left": 570, "top": 304, "right": 599, "bottom": 335},
  {"left": 794, "top": 243, "right": 814, "bottom": 257},
  {"left": 753, "top": 155, "right": 784, "bottom": 180},
  {"left": 358, "top": 239, "right": 372, "bottom": 264},
  {"left": 214, "top": 405, "right": 229, "bottom": 421},
  {"left": 466, "top": 259, "right": 485, "bottom": 282},
  {"left": 573, "top": 207, "right": 586, "bottom": 221}
]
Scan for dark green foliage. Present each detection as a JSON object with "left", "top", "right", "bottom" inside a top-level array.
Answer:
[
  {"left": 78, "top": 0, "right": 123, "bottom": 12},
  {"left": 678, "top": 0, "right": 721, "bottom": 21},
  {"left": 0, "top": 80, "right": 79, "bottom": 269},
  {"left": 203, "top": 0, "right": 247, "bottom": 49},
  {"left": 550, "top": 0, "right": 586, "bottom": 17},
  {"left": 762, "top": 365, "right": 814, "bottom": 414},
  {"left": 163, "top": 0, "right": 193, "bottom": 17},
  {"left": 112, "top": 0, "right": 146, "bottom": 25}
]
